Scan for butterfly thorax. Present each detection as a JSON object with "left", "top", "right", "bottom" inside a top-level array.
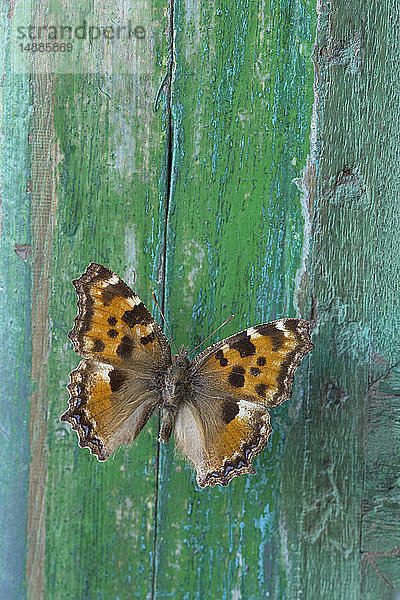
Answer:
[{"left": 158, "top": 349, "right": 191, "bottom": 444}]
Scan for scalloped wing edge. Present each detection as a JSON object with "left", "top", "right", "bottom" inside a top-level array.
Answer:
[{"left": 197, "top": 408, "right": 272, "bottom": 488}]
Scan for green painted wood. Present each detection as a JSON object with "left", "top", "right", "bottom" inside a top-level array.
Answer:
[
  {"left": 2, "top": 0, "right": 317, "bottom": 597},
  {"left": 0, "top": 66, "right": 31, "bottom": 599},
  {"left": 154, "top": 1, "right": 316, "bottom": 598},
  {"left": 7, "top": 0, "right": 400, "bottom": 598},
  {"left": 44, "top": 78, "right": 170, "bottom": 600},
  {"left": 21, "top": 2, "right": 170, "bottom": 599},
  {"left": 362, "top": 364, "right": 400, "bottom": 598},
  {"left": 282, "top": 0, "right": 400, "bottom": 598}
]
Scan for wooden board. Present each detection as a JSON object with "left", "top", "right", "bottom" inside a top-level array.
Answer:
[
  {"left": 282, "top": 0, "right": 400, "bottom": 598},
  {"left": 1, "top": 0, "right": 399, "bottom": 598},
  {"left": 153, "top": 1, "right": 315, "bottom": 598},
  {"left": 0, "top": 67, "right": 32, "bottom": 600},
  {"left": 7, "top": 1, "right": 171, "bottom": 598}
]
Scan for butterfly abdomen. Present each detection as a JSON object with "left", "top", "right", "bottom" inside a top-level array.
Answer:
[{"left": 158, "top": 352, "right": 192, "bottom": 444}]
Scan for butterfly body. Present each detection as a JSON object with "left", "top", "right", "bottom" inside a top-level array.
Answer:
[
  {"left": 159, "top": 349, "right": 191, "bottom": 443},
  {"left": 61, "top": 263, "right": 314, "bottom": 488}
]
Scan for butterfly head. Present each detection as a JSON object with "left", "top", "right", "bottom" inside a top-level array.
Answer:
[{"left": 172, "top": 344, "right": 190, "bottom": 361}]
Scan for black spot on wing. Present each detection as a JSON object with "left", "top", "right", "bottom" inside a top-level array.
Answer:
[
  {"left": 284, "top": 318, "right": 300, "bottom": 333},
  {"left": 257, "top": 356, "right": 266, "bottom": 366},
  {"left": 215, "top": 349, "right": 228, "bottom": 367},
  {"left": 229, "top": 333, "right": 256, "bottom": 357},
  {"left": 122, "top": 303, "right": 152, "bottom": 327},
  {"left": 140, "top": 331, "right": 155, "bottom": 345},
  {"left": 92, "top": 339, "right": 105, "bottom": 352},
  {"left": 250, "top": 367, "right": 260, "bottom": 376},
  {"left": 109, "top": 368, "right": 128, "bottom": 392},
  {"left": 101, "top": 281, "right": 134, "bottom": 306},
  {"left": 255, "top": 383, "right": 269, "bottom": 398},
  {"left": 116, "top": 335, "right": 135, "bottom": 359},
  {"left": 256, "top": 324, "right": 285, "bottom": 351},
  {"left": 228, "top": 365, "right": 245, "bottom": 388},
  {"left": 107, "top": 329, "right": 118, "bottom": 338},
  {"left": 221, "top": 400, "right": 239, "bottom": 424},
  {"left": 107, "top": 316, "right": 117, "bottom": 326}
]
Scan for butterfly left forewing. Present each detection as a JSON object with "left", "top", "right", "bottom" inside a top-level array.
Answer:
[
  {"left": 174, "top": 318, "right": 314, "bottom": 487},
  {"left": 68, "top": 262, "right": 170, "bottom": 367}
]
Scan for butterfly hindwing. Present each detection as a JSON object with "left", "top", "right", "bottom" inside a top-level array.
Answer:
[
  {"left": 173, "top": 395, "right": 272, "bottom": 488},
  {"left": 62, "top": 359, "right": 161, "bottom": 460},
  {"left": 61, "top": 263, "right": 171, "bottom": 460},
  {"left": 173, "top": 319, "right": 313, "bottom": 487}
]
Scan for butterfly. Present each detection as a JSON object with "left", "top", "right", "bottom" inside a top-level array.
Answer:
[{"left": 60, "top": 263, "right": 314, "bottom": 488}]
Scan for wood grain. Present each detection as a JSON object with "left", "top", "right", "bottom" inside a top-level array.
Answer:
[
  {"left": 37, "top": 2, "right": 170, "bottom": 599},
  {"left": 26, "top": 71, "right": 57, "bottom": 600},
  {"left": 0, "top": 69, "right": 32, "bottom": 600}
]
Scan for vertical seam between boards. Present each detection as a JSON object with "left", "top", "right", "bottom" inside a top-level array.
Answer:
[{"left": 151, "top": 0, "right": 175, "bottom": 597}]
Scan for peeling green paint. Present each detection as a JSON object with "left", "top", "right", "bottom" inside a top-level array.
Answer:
[
  {"left": 154, "top": 0, "right": 316, "bottom": 598},
  {"left": 1, "top": 0, "right": 361, "bottom": 597}
]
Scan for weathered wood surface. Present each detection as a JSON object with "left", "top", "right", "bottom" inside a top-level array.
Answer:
[
  {"left": 154, "top": 1, "right": 315, "bottom": 598},
  {"left": 282, "top": 0, "right": 400, "bottom": 598},
  {"left": 1, "top": 0, "right": 399, "bottom": 599}
]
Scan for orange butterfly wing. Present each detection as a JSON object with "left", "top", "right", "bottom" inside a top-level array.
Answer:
[
  {"left": 61, "top": 263, "right": 171, "bottom": 460},
  {"left": 174, "top": 319, "right": 314, "bottom": 487}
]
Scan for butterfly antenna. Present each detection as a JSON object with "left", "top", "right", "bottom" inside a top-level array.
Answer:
[
  {"left": 152, "top": 291, "right": 179, "bottom": 352},
  {"left": 189, "top": 315, "right": 235, "bottom": 355}
]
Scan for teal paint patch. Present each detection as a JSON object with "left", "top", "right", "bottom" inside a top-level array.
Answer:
[
  {"left": 326, "top": 168, "right": 370, "bottom": 210},
  {"left": 0, "top": 72, "right": 32, "bottom": 600},
  {"left": 254, "top": 504, "right": 274, "bottom": 585},
  {"left": 283, "top": 0, "right": 400, "bottom": 596}
]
